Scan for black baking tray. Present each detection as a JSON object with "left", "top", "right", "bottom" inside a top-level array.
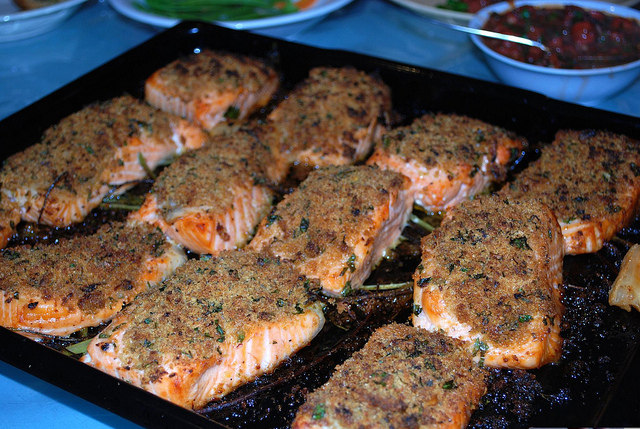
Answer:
[{"left": 1, "top": 21, "right": 640, "bottom": 429}]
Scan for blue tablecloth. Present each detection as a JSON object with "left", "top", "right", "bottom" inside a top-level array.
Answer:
[{"left": 0, "top": 0, "right": 638, "bottom": 427}]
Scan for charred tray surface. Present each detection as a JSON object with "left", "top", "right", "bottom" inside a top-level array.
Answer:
[{"left": 0, "top": 21, "right": 640, "bottom": 429}]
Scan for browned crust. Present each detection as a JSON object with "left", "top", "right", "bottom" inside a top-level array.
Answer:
[
  {"left": 249, "top": 165, "right": 409, "bottom": 291},
  {"left": 501, "top": 129, "right": 640, "bottom": 254},
  {"left": 293, "top": 323, "right": 487, "bottom": 428},
  {"left": 95, "top": 251, "right": 320, "bottom": 385},
  {"left": 416, "top": 195, "right": 563, "bottom": 348},
  {"left": 0, "top": 221, "right": 173, "bottom": 315},
  {"left": 0, "top": 95, "right": 176, "bottom": 209},
  {"left": 267, "top": 67, "right": 392, "bottom": 167},
  {"left": 148, "top": 49, "right": 278, "bottom": 103},
  {"left": 373, "top": 112, "right": 526, "bottom": 181},
  {"left": 152, "top": 125, "right": 277, "bottom": 218}
]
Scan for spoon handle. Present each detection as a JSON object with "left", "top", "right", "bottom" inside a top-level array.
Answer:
[{"left": 423, "top": 15, "right": 551, "bottom": 54}]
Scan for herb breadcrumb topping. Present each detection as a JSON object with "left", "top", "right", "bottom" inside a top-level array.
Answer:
[
  {"left": 0, "top": 95, "right": 175, "bottom": 198},
  {"left": 98, "top": 251, "right": 320, "bottom": 384},
  {"left": 152, "top": 125, "right": 276, "bottom": 218},
  {"left": 0, "top": 221, "right": 172, "bottom": 315},
  {"left": 293, "top": 323, "right": 487, "bottom": 428},
  {"left": 415, "top": 195, "right": 563, "bottom": 347},
  {"left": 152, "top": 49, "right": 278, "bottom": 101}
]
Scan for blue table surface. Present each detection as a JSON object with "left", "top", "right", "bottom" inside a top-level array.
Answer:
[{"left": 0, "top": 0, "right": 639, "bottom": 427}]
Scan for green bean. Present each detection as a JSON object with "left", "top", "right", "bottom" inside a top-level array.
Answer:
[{"left": 135, "top": 0, "right": 299, "bottom": 21}]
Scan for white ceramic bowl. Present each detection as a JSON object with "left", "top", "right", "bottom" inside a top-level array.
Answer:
[
  {"left": 468, "top": 0, "right": 640, "bottom": 104},
  {"left": 0, "top": 0, "right": 88, "bottom": 42}
]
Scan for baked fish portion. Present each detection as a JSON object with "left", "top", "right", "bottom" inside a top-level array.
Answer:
[
  {"left": 131, "top": 125, "right": 282, "bottom": 255},
  {"left": 82, "top": 250, "right": 324, "bottom": 410},
  {"left": 501, "top": 129, "right": 640, "bottom": 255},
  {"left": 0, "top": 221, "right": 186, "bottom": 337},
  {"left": 0, "top": 95, "right": 208, "bottom": 248},
  {"left": 145, "top": 49, "right": 279, "bottom": 131},
  {"left": 266, "top": 67, "right": 392, "bottom": 177},
  {"left": 249, "top": 165, "right": 413, "bottom": 297},
  {"left": 413, "top": 195, "right": 565, "bottom": 369},
  {"left": 367, "top": 112, "right": 526, "bottom": 212},
  {"left": 292, "top": 323, "right": 488, "bottom": 429}
]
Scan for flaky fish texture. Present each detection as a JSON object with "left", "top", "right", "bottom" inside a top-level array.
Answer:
[
  {"left": 0, "top": 95, "right": 208, "bottom": 248},
  {"left": 145, "top": 49, "right": 279, "bottom": 130},
  {"left": 82, "top": 250, "right": 324, "bottom": 410},
  {"left": 413, "top": 195, "right": 565, "bottom": 369},
  {"left": 367, "top": 112, "right": 526, "bottom": 211},
  {"left": 0, "top": 221, "right": 186, "bottom": 336},
  {"left": 131, "top": 124, "right": 283, "bottom": 255},
  {"left": 249, "top": 165, "right": 413, "bottom": 296}
]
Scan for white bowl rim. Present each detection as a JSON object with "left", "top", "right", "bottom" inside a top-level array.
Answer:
[
  {"left": 1, "top": 0, "right": 88, "bottom": 22},
  {"left": 468, "top": 0, "right": 640, "bottom": 75}
]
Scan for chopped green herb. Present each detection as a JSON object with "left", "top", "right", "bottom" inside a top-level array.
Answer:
[
  {"left": 413, "top": 304, "right": 423, "bottom": 316},
  {"left": 266, "top": 213, "right": 282, "bottom": 227},
  {"left": 442, "top": 379, "right": 457, "bottom": 389},
  {"left": 417, "top": 277, "right": 431, "bottom": 287},
  {"left": 312, "top": 403, "right": 326, "bottom": 420},
  {"left": 224, "top": 106, "right": 240, "bottom": 120},
  {"left": 65, "top": 338, "right": 93, "bottom": 355},
  {"left": 215, "top": 321, "right": 225, "bottom": 342},
  {"left": 510, "top": 236, "right": 531, "bottom": 250}
]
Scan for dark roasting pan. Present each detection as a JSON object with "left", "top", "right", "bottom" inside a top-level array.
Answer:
[{"left": 0, "top": 21, "right": 640, "bottom": 429}]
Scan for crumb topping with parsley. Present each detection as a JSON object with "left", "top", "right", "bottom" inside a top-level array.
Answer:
[
  {"left": 0, "top": 95, "right": 176, "bottom": 204},
  {"left": 152, "top": 125, "right": 276, "bottom": 219},
  {"left": 97, "top": 251, "right": 320, "bottom": 384},
  {"left": 267, "top": 67, "right": 392, "bottom": 164},
  {"left": 502, "top": 129, "right": 640, "bottom": 243},
  {"left": 0, "top": 221, "right": 172, "bottom": 315},
  {"left": 151, "top": 49, "right": 278, "bottom": 102},
  {"left": 415, "top": 195, "right": 563, "bottom": 347},
  {"left": 376, "top": 112, "right": 526, "bottom": 181},
  {"left": 293, "top": 323, "right": 487, "bottom": 428}
]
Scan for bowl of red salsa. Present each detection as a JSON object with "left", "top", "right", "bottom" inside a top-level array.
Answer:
[{"left": 468, "top": 0, "right": 640, "bottom": 103}]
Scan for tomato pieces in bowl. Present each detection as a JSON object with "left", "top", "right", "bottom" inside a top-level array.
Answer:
[
  {"left": 468, "top": 0, "right": 640, "bottom": 104},
  {"left": 481, "top": 4, "right": 640, "bottom": 69}
]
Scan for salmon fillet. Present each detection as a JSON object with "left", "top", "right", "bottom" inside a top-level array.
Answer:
[
  {"left": 0, "top": 221, "right": 186, "bottom": 336},
  {"left": 81, "top": 250, "right": 325, "bottom": 410},
  {"left": 131, "top": 125, "right": 281, "bottom": 255},
  {"left": 367, "top": 113, "right": 527, "bottom": 212},
  {"left": 292, "top": 323, "right": 487, "bottom": 429},
  {"left": 0, "top": 95, "right": 208, "bottom": 248},
  {"left": 500, "top": 129, "right": 640, "bottom": 255},
  {"left": 266, "top": 67, "right": 392, "bottom": 177},
  {"left": 248, "top": 165, "right": 413, "bottom": 297},
  {"left": 145, "top": 49, "right": 279, "bottom": 131},
  {"left": 413, "top": 195, "right": 564, "bottom": 369}
]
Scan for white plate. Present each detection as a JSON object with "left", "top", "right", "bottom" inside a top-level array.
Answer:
[
  {"left": 388, "top": 0, "right": 639, "bottom": 24},
  {"left": 0, "top": 0, "right": 87, "bottom": 42},
  {"left": 107, "top": 0, "right": 354, "bottom": 29}
]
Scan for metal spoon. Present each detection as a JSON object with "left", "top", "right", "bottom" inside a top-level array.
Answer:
[{"left": 422, "top": 15, "right": 551, "bottom": 54}]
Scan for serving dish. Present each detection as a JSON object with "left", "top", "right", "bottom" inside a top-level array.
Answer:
[
  {"left": 1, "top": 21, "right": 640, "bottom": 428},
  {"left": 107, "top": 0, "right": 354, "bottom": 29},
  {"left": 0, "top": 0, "right": 87, "bottom": 42},
  {"left": 388, "top": 0, "right": 640, "bottom": 24},
  {"left": 468, "top": 0, "right": 640, "bottom": 104}
]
